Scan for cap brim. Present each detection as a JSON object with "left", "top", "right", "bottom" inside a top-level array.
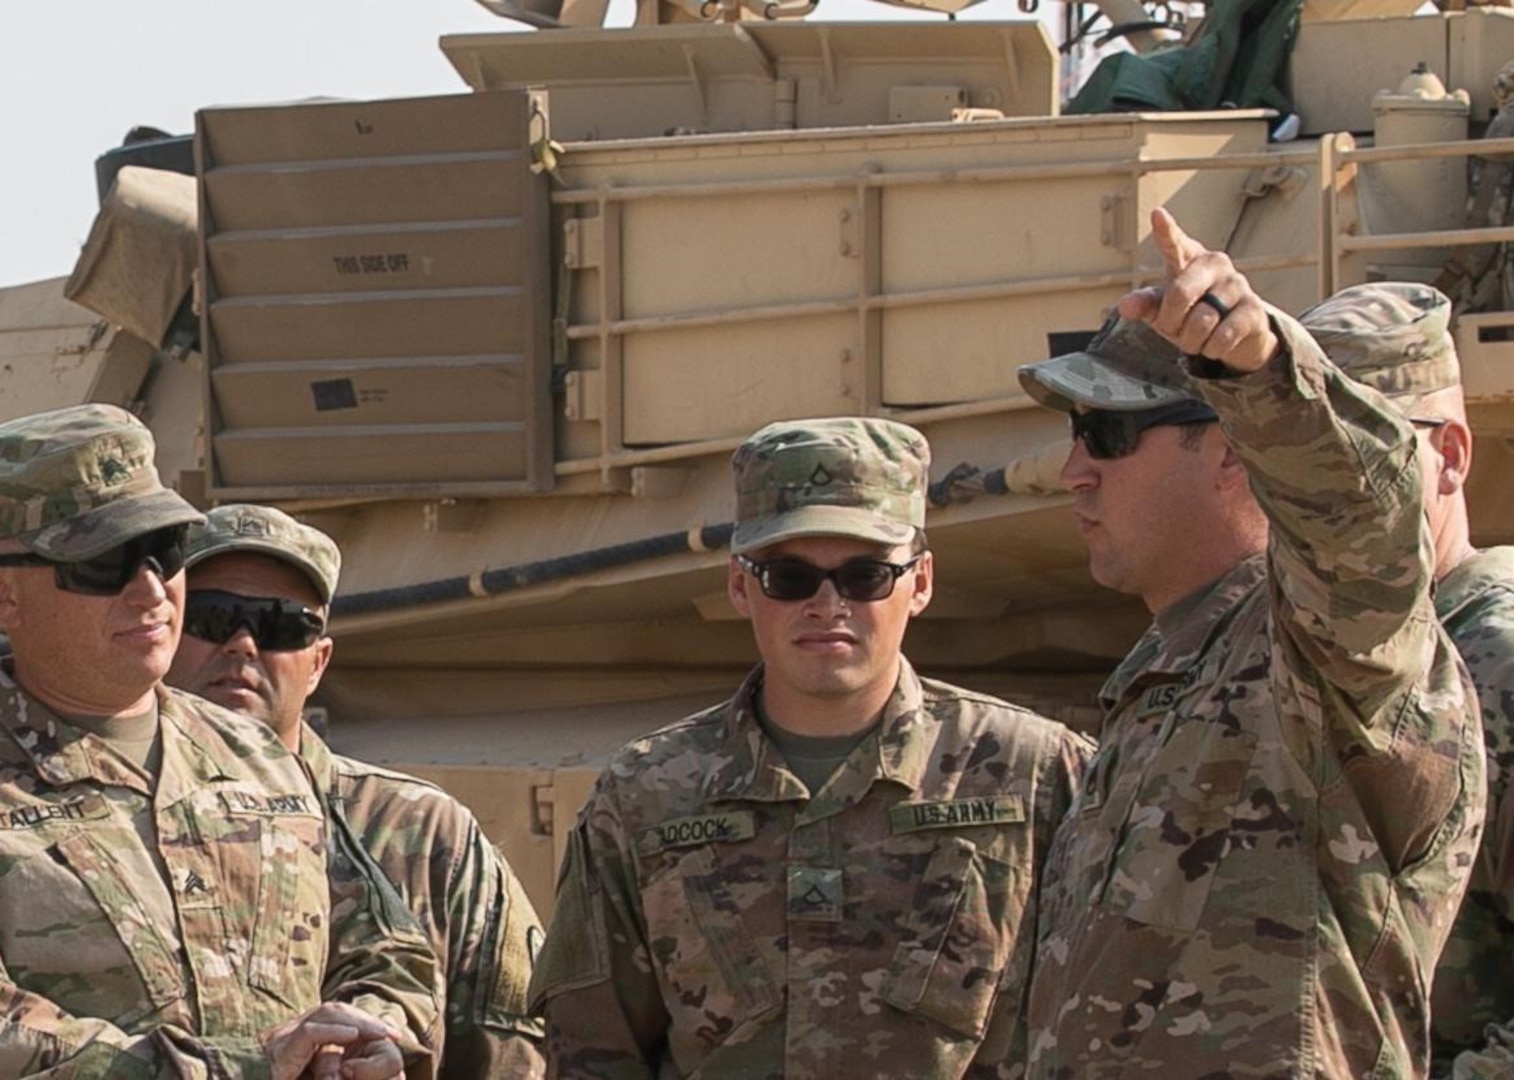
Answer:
[
  {"left": 26, "top": 489, "right": 205, "bottom": 561},
  {"left": 184, "top": 537, "right": 334, "bottom": 603},
  {"left": 731, "top": 506, "right": 917, "bottom": 556},
  {"left": 1018, "top": 352, "right": 1195, "bottom": 413}
]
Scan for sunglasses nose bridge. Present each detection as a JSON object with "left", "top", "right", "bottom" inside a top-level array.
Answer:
[
  {"left": 219, "top": 618, "right": 262, "bottom": 652},
  {"left": 799, "top": 569, "right": 865, "bottom": 610}
]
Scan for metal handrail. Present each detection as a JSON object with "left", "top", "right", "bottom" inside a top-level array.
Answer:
[
  {"left": 546, "top": 122, "right": 1514, "bottom": 478},
  {"left": 1324, "top": 133, "right": 1514, "bottom": 290}
]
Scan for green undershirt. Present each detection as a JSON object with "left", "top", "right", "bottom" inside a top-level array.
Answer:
[
  {"left": 64, "top": 701, "right": 163, "bottom": 777},
  {"left": 757, "top": 706, "right": 878, "bottom": 797}
]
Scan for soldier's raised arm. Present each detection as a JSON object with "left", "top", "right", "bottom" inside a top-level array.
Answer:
[
  {"left": 1133, "top": 208, "right": 1478, "bottom": 873},
  {"left": 1016, "top": 212, "right": 1483, "bottom": 1078}
]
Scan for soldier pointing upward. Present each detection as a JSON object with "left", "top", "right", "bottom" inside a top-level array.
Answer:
[{"left": 1018, "top": 209, "right": 1485, "bottom": 1077}]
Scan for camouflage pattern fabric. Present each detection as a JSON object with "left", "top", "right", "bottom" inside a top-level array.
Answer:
[
  {"left": 1436, "top": 71, "right": 1514, "bottom": 317},
  {"left": 185, "top": 504, "right": 342, "bottom": 604},
  {"left": 1300, "top": 281, "right": 1459, "bottom": 400},
  {"left": 301, "top": 727, "right": 546, "bottom": 1079},
  {"left": 1431, "top": 547, "right": 1514, "bottom": 1078},
  {"left": 528, "top": 659, "right": 1094, "bottom": 1079},
  {"left": 729, "top": 417, "right": 927, "bottom": 554},
  {"left": 0, "top": 678, "right": 439, "bottom": 1077},
  {"left": 1017, "top": 312, "right": 1203, "bottom": 412},
  {"left": 1026, "top": 309, "right": 1485, "bottom": 1077},
  {"left": 0, "top": 404, "right": 202, "bottom": 561}
]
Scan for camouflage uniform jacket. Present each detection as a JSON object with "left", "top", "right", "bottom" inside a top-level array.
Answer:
[
  {"left": 0, "top": 678, "right": 440, "bottom": 1080},
  {"left": 300, "top": 727, "right": 546, "bottom": 1080},
  {"left": 1431, "top": 546, "right": 1514, "bottom": 1078},
  {"left": 1026, "top": 312, "right": 1486, "bottom": 1078},
  {"left": 529, "top": 658, "right": 1094, "bottom": 1080}
]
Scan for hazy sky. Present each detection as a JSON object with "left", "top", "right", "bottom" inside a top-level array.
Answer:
[{"left": 0, "top": 0, "right": 976, "bottom": 289}]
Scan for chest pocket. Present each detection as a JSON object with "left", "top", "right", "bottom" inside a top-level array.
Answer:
[
  {"left": 1102, "top": 712, "right": 1260, "bottom": 933},
  {"left": 638, "top": 844, "right": 781, "bottom": 1060},
  {"left": 51, "top": 830, "right": 187, "bottom": 1023},
  {"left": 217, "top": 800, "right": 327, "bottom": 1006},
  {"left": 882, "top": 835, "right": 1024, "bottom": 1040}
]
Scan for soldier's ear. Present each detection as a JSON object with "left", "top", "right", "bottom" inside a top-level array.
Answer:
[
  {"left": 1433, "top": 419, "right": 1472, "bottom": 495},
  {"left": 907, "top": 550, "right": 934, "bottom": 617},
  {"left": 306, "top": 636, "right": 334, "bottom": 696},
  {"left": 0, "top": 571, "right": 20, "bottom": 633},
  {"left": 1214, "top": 438, "right": 1250, "bottom": 494},
  {"left": 728, "top": 556, "right": 754, "bottom": 618}
]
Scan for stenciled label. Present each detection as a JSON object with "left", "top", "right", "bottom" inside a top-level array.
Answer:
[
  {"left": 1135, "top": 665, "right": 1202, "bottom": 719},
  {"left": 0, "top": 793, "right": 109, "bottom": 830},
  {"left": 889, "top": 795, "right": 1024, "bottom": 834},
  {"left": 638, "top": 811, "right": 757, "bottom": 854},
  {"left": 220, "top": 790, "right": 315, "bottom": 816}
]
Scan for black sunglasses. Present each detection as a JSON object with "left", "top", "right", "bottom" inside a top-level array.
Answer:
[
  {"left": 0, "top": 525, "right": 188, "bottom": 596},
  {"left": 183, "top": 589, "right": 327, "bottom": 652},
  {"left": 1069, "top": 400, "right": 1220, "bottom": 460},
  {"left": 737, "top": 554, "right": 922, "bottom": 603}
]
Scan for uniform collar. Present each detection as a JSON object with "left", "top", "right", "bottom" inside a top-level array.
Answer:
[
  {"left": 704, "top": 657, "right": 934, "bottom": 811},
  {"left": 1101, "top": 553, "right": 1266, "bottom": 710},
  {"left": 0, "top": 674, "right": 236, "bottom": 802},
  {"left": 297, "top": 720, "right": 337, "bottom": 794}
]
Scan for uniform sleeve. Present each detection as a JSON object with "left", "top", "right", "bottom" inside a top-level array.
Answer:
[
  {"left": 322, "top": 794, "right": 442, "bottom": 1080},
  {"left": 0, "top": 948, "right": 274, "bottom": 1080},
  {"left": 432, "top": 813, "right": 546, "bottom": 1080},
  {"left": 966, "top": 725, "right": 1095, "bottom": 1080},
  {"left": 1432, "top": 587, "right": 1514, "bottom": 1073},
  {"left": 1193, "top": 308, "right": 1480, "bottom": 873},
  {"left": 1045, "top": 729, "right": 1094, "bottom": 835},
  {"left": 528, "top": 776, "right": 668, "bottom": 1080}
]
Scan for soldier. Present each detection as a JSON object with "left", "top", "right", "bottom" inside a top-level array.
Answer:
[
  {"left": 0, "top": 404, "right": 438, "bottom": 1079},
  {"left": 165, "top": 503, "right": 548, "bottom": 1080},
  {"left": 1016, "top": 210, "right": 1485, "bottom": 1077},
  {"left": 1299, "top": 283, "right": 1514, "bottom": 1078},
  {"left": 527, "top": 416, "right": 1093, "bottom": 1079}
]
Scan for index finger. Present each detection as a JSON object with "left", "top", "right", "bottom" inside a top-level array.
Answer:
[
  {"left": 302, "top": 1004, "right": 399, "bottom": 1041},
  {"left": 1152, "top": 207, "right": 1206, "bottom": 281}
]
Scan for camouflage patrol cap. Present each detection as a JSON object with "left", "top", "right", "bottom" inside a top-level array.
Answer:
[
  {"left": 185, "top": 504, "right": 341, "bottom": 604},
  {"left": 1017, "top": 313, "right": 1200, "bottom": 413},
  {"left": 0, "top": 404, "right": 203, "bottom": 560},
  {"left": 730, "top": 417, "right": 928, "bottom": 555},
  {"left": 1300, "top": 282, "right": 1459, "bottom": 400}
]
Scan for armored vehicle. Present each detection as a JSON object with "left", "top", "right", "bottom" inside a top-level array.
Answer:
[{"left": 7, "top": 0, "right": 1514, "bottom": 915}]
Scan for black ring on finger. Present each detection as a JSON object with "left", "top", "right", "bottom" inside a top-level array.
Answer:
[{"left": 1198, "top": 290, "right": 1231, "bottom": 320}]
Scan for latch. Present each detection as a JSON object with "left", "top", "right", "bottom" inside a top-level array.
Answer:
[
  {"left": 531, "top": 784, "right": 555, "bottom": 837},
  {"left": 562, "top": 217, "right": 604, "bottom": 271},
  {"left": 563, "top": 370, "right": 604, "bottom": 422}
]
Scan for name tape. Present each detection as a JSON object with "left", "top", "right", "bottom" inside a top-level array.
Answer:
[
  {"left": 638, "top": 811, "right": 756, "bottom": 854},
  {"left": 0, "top": 794, "right": 110, "bottom": 831}
]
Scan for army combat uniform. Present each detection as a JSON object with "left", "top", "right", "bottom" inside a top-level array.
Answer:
[
  {"left": 1431, "top": 546, "right": 1514, "bottom": 1078},
  {"left": 0, "top": 680, "right": 438, "bottom": 1078},
  {"left": 301, "top": 727, "right": 547, "bottom": 1080},
  {"left": 1023, "top": 312, "right": 1484, "bottom": 1077},
  {"left": 530, "top": 659, "right": 1093, "bottom": 1080}
]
